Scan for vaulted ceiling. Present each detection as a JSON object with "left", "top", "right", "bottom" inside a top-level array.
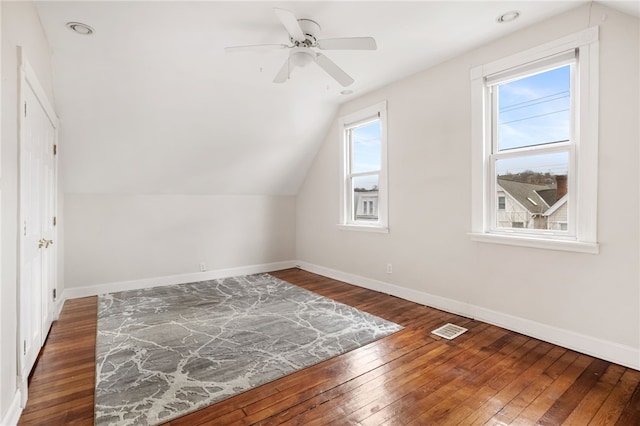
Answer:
[{"left": 34, "top": 1, "right": 637, "bottom": 195}]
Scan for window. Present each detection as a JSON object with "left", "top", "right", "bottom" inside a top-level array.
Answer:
[
  {"left": 360, "top": 200, "right": 375, "bottom": 217},
  {"left": 498, "top": 196, "right": 506, "bottom": 210},
  {"left": 470, "top": 27, "right": 599, "bottom": 253},
  {"left": 494, "top": 63, "right": 571, "bottom": 233},
  {"left": 339, "top": 101, "right": 388, "bottom": 232}
]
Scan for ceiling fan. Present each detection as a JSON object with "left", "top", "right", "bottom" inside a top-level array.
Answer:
[{"left": 225, "top": 8, "right": 377, "bottom": 87}]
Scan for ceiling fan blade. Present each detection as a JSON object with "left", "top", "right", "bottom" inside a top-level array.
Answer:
[
  {"left": 314, "top": 53, "right": 354, "bottom": 87},
  {"left": 224, "top": 43, "right": 289, "bottom": 53},
  {"left": 316, "top": 37, "right": 377, "bottom": 50},
  {"left": 274, "top": 8, "right": 305, "bottom": 42},
  {"left": 273, "top": 58, "right": 293, "bottom": 83}
]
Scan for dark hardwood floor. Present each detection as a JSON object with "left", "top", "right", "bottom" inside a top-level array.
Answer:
[{"left": 18, "top": 268, "right": 640, "bottom": 425}]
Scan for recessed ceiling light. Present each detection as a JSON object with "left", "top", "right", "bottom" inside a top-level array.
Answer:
[
  {"left": 496, "top": 11, "right": 520, "bottom": 23},
  {"left": 66, "top": 22, "right": 94, "bottom": 35},
  {"left": 340, "top": 89, "right": 353, "bottom": 95}
]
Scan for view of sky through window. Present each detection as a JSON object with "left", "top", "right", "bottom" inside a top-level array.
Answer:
[
  {"left": 497, "top": 65, "right": 570, "bottom": 175},
  {"left": 351, "top": 120, "right": 381, "bottom": 189}
]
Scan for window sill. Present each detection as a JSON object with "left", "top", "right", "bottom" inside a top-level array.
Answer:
[
  {"left": 337, "top": 224, "right": 389, "bottom": 234},
  {"left": 469, "top": 232, "right": 599, "bottom": 254}
]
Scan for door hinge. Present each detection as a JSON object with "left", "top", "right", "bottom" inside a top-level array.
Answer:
[
  {"left": 24, "top": 102, "right": 27, "bottom": 117},
  {"left": 53, "top": 216, "right": 57, "bottom": 226},
  {"left": 23, "top": 221, "right": 27, "bottom": 237},
  {"left": 53, "top": 144, "right": 57, "bottom": 155},
  {"left": 53, "top": 288, "right": 57, "bottom": 300},
  {"left": 23, "top": 340, "right": 26, "bottom": 355}
]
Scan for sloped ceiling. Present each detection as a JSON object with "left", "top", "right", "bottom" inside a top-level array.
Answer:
[{"left": 35, "top": 1, "right": 621, "bottom": 195}]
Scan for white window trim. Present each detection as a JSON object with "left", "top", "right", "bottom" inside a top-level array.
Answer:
[
  {"left": 470, "top": 27, "right": 599, "bottom": 254},
  {"left": 338, "top": 101, "right": 388, "bottom": 233}
]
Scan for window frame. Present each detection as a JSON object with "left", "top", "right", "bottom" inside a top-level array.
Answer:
[
  {"left": 470, "top": 27, "right": 600, "bottom": 254},
  {"left": 338, "top": 101, "right": 388, "bottom": 233}
]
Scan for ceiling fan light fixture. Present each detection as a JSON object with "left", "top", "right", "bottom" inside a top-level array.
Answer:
[
  {"left": 290, "top": 48, "right": 314, "bottom": 67},
  {"left": 66, "top": 22, "right": 94, "bottom": 35}
]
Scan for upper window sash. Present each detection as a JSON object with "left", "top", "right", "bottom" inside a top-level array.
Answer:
[
  {"left": 489, "top": 59, "right": 575, "bottom": 154},
  {"left": 347, "top": 120, "right": 381, "bottom": 176}
]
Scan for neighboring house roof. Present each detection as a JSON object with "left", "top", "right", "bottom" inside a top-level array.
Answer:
[
  {"left": 497, "top": 178, "right": 552, "bottom": 214},
  {"left": 544, "top": 194, "right": 568, "bottom": 216},
  {"left": 536, "top": 188, "right": 559, "bottom": 207}
]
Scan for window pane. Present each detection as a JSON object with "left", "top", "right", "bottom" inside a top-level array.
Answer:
[
  {"left": 495, "top": 152, "right": 569, "bottom": 230},
  {"left": 497, "top": 65, "right": 570, "bottom": 151},
  {"left": 352, "top": 174, "right": 379, "bottom": 221},
  {"left": 351, "top": 120, "right": 381, "bottom": 173},
  {"left": 498, "top": 196, "right": 506, "bottom": 210}
]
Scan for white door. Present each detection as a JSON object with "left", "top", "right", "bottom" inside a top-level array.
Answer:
[
  {"left": 19, "top": 55, "right": 58, "bottom": 378},
  {"left": 41, "top": 119, "right": 56, "bottom": 338}
]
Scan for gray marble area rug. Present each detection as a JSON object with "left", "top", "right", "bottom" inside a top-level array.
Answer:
[{"left": 94, "top": 273, "right": 402, "bottom": 425}]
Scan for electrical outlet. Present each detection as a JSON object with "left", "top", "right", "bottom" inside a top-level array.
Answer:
[
  {"left": 199, "top": 262, "right": 206, "bottom": 272},
  {"left": 386, "top": 263, "right": 393, "bottom": 274}
]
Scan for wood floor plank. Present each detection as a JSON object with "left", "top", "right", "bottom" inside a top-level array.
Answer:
[
  {"left": 349, "top": 326, "right": 513, "bottom": 426},
  {"left": 506, "top": 353, "right": 594, "bottom": 425},
  {"left": 17, "top": 268, "right": 640, "bottom": 426},
  {"left": 563, "top": 364, "right": 626, "bottom": 425},
  {"left": 537, "top": 358, "right": 611, "bottom": 425},
  {"left": 615, "top": 380, "right": 640, "bottom": 425},
  {"left": 371, "top": 333, "right": 532, "bottom": 425},
  {"left": 483, "top": 349, "right": 579, "bottom": 425},
  {"left": 250, "top": 335, "right": 446, "bottom": 424},
  {"left": 589, "top": 369, "right": 640, "bottom": 425},
  {"left": 252, "top": 334, "right": 451, "bottom": 425},
  {"left": 406, "top": 337, "right": 541, "bottom": 425},
  {"left": 438, "top": 340, "right": 549, "bottom": 424},
  {"left": 460, "top": 344, "right": 566, "bottom": 425}
]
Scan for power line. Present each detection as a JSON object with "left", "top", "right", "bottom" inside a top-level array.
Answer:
[
  {"left": 500, "top": 109, "right": 570, "bottom": 125},
  {"left": 498, "top": 139, "right": 570, "bottom": 151},
  {"left": 501, "top": 93, "right": 569, "bottom": 113},
  {"left": 499, "top": 90, "right": 569, "bottom": 111}
]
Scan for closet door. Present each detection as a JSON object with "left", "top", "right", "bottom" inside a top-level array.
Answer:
[{"left": 19, "top": 52, "right": 58, "bottom": 381}]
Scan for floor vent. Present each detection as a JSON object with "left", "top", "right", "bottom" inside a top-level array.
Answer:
[{"left": 431, "top": 323, "right": 468, "bottom": 340}]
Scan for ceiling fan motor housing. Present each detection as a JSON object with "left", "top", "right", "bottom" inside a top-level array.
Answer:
[{"left": 292, "top": 19, "right": 321, "bottom": 46}]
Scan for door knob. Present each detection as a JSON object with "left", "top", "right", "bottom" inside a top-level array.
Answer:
[{"left": 38, "top": 239, "right": 54, "bottom": 249}]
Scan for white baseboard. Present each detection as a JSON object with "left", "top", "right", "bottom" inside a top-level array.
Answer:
[
  {"left": 296, "top": 260, "right": 640, "bottom": 371},
  {"left": 63, "top": 260, "right": 297, "bottom": 300},
  {"left": 1, "top": 388, "right": 23, "bottom": 426}
]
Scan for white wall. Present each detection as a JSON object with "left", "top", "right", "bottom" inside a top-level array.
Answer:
[
  {"left": 64, "top": 194, "right": 296, "bottom": 291},
  {"left": 1, "top": 1, "right": 56, "bottom": 423},
  {"left": 296, "top": 3, "right": 639, "bottom": 367}
]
